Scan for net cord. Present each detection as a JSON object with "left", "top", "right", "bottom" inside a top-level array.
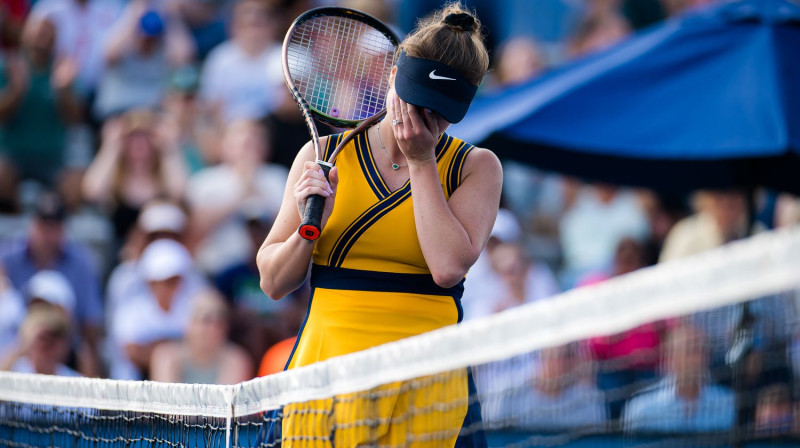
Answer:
[{"left": 1, "top": 226, "right": 800, "bottom": 420}]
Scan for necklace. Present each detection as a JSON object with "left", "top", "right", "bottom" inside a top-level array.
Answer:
[{"left": 376, "top": 121, "right": 406, "bottom": 170}]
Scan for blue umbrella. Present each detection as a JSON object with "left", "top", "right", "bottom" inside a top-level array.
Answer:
[{"left": 450, "top": 0, "right": 800, "bottom": 195}]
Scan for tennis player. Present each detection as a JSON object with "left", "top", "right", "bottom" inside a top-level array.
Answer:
[{"left": 258, "top": 3, "right": 500, "bottom": 447}]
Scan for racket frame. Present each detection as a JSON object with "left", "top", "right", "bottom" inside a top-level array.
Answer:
[{"left": 282, "top": 7, "right": 399, "bottom": 240}]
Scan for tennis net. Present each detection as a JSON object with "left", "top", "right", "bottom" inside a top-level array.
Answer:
[{"left": 2, "top": 226, "right": 800, "bottom": 447}]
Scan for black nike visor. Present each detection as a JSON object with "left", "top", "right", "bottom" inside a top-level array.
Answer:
[{"left": 394, "top": 51, "right": 478, "bottom": 124}]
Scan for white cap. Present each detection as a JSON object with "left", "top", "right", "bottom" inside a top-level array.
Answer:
[
  {"left": 139, "top": 239, "right": 192, "bottom": 282},
  {"left": 26, "top": 270, "right": 76, "bottom": 316},
  {"left": 138, "top": 202, "right": 187, "bottom": 234},
  {"left": 490, "top": 208, "right": 522, "bottom": 243}
]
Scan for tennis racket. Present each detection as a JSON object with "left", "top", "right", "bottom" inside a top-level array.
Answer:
[{"left": 282, "top": 7, "right": 400, "bottom": 241}]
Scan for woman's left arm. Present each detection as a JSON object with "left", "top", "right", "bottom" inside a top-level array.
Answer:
[{"left": 398, "top": 100, "right": 502, "bottom": 288}]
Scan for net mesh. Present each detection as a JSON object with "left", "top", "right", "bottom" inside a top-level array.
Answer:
[
  {"left": 286, "top": 14, "right": 396, "bottom": 124},
  {"left": 2, "top": 227, "right": 800, "bottom": 447}
]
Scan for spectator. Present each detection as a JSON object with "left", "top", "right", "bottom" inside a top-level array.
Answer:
[
  {"left": 480, "top": 343, "right": 606, "bottom": 430},
  {"left": 774, "top": 193, "right": 800, "bottom": 229},
  {"left": 214, "top": 207, "right": 287, "bottom": 363},
  {"left": 0, "top": 192, "right": 103, "bottom": 377},
  {"left": 150, "top": 289, "right": 252, "bottom": 384},
  {"left": 568, "top": 10, "right": 631, "bottom": 57},
  {"left": 167, "top": 0, "right": 229, "bottom": 60},
  {"left": 461, "top": 208, "right": 520, "bottom": 321},
  {"left": 489, "top": 240, "right": 560, "bottom": 313},
  {"left": 0, "top": 266, "right": 25, "bottom": 362},
  {"left": 93, "top": 0, "right": 194, "bottom": 119},
  {"left": 623, "top": 325, "right": 735, "bottom": 433},
  {"left": 29, "top": 0, "right": 123, "bottom": 95},
  {"left": 106, "top": 199, "right": 206, "bottom": 318},
  {"left": 755, "top": 383, "right": 794, "bottom": 436},
  {"left": 0, "top": 16, "right": 82, "bottom": 207},
  {"left": 82, "top": 109, "right": 187, "bottom": 243},
  {"left": 161, "top": 64, "right": 223, "bottom": 172},
  {"left": 659, "top": 190, "right": 749, "bottom": 262},
  {"left": 106, "top": 199, "right": 206, "bottom": 314},
  {"left": 1, "top": 303, "right": 79, "bottom": 376},
  {"left": 262, "top": 87, "right": 330, "bottom": 170},
  {"left": 584, "top": 239, "right": 663, "bottom": 420},
  {"left": 559, "top": 185, "right": 650, "bottom": 287},
  {"left": 187, "top": 120, "right": 287, "bottom": 274},
  {"left": 199, "top": 0, "right": 283, "bottom": 122},
  {"left": 492, "top": 36, "right": 546, "bottom": 88},
  {"left": 109, "top": 239, "right": 197, "bottom": 380}
]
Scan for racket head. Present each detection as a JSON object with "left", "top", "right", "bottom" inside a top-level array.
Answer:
[{"left": 282, "top": 7, "right": 400, "bottom": 130}]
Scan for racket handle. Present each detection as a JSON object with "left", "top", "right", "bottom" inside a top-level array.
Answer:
[{"left": 298, "top": 163, "right": 332, "bottom": 241}]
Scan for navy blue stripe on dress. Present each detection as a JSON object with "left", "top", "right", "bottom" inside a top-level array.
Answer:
[
  {"left": 445, "top": 140, "right": 465, "bottom": 195},
  {"left": 282, "top": 288, "right": 316, "bottom": 371},
  {"left": 356, "top": 131, "right": 391, "bottom": 200},
  {"left": 447, "top": 141, "right": 473, "bottom": 196},
  {"left": 322, "top": 133, "right": 340, "bottom": 161},
  {"left": 436, "top": 133, "right": 451, "bottom": 162},
  {"left": 328, "top": 185, "right": 411, "bottom": 267},
  {"left": 327, "top": 133, "right": 450, "bottom": 268},
  {"left": 311, "top": 264, "right": 465, "bottom": 300}
]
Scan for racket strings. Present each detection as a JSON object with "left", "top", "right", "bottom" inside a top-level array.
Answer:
[{"left": 287, "top": 15, "right": 396, "bottom": 125}]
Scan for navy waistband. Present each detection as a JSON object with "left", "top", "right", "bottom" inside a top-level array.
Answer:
[{"left": 310, "top": 264, "right": 464, "bottom": 300}]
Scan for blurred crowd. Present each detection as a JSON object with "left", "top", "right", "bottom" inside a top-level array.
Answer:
[{"left": 1, "top": 0, "right": 800, "bottom": 438}]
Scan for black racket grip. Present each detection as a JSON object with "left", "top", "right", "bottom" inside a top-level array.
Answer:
[{"left": 298, "top": 163, "right": 332, "bottom": 241}]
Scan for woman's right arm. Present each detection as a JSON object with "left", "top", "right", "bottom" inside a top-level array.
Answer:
[{"left": 257, "top": 139, "right": 338, "bottom": 300}]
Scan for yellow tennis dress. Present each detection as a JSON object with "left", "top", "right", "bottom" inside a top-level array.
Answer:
[{"left": 279, "top": 130, "right": 485, "bottom": 448}]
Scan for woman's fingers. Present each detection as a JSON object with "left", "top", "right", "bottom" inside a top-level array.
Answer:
[
  {"left": 420, "top": 106, "right": 440, "bottom": 135},
  {"left": 296, "top": 162, "right": 333, "bottom": 197},
  {"left": 406, "top": 104, "right": 427, "bottom": 131},
  {"left": 296, "top": 178, "right": 331, "bottom": 196}
]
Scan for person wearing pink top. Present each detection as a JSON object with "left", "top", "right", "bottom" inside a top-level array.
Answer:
[{"left": 579, "top": 238, "right": 665, "bottom": 421}]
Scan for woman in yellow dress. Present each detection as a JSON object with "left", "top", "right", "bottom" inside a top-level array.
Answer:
[{"left": 257, "top": 3, "right": 502, "bottom": 447}]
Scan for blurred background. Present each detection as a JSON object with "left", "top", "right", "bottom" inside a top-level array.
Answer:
[{"left": 0, "top": 0, "right": 799, "bottom": 439}]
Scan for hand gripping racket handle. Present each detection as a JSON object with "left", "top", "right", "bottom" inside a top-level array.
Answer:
[{"left": 298, "top": 162, "right": 332, "bottom": 241}]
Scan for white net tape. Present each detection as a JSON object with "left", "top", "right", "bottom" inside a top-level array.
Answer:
[{"left": 2, "top": 226, "right": 800, "bottom": 438}]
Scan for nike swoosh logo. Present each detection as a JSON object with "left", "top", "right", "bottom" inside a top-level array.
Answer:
[{"left": 429, "top": 70, "right": 456, "bottom": 81}]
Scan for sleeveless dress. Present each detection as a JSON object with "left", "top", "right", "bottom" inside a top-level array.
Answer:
[{"left": 279, "top": 130, "right": 486, "bottom": 448}]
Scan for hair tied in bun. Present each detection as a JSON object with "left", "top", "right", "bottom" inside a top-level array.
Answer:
[{"left": 443, "top": 12, "right": 475, "bottom": 32}]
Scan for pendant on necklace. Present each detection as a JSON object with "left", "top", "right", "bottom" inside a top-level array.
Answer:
[{"left": 392, "top": 163, "right": 400, "bottom": 170}]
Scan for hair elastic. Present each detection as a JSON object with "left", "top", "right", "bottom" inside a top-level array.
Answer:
[{"left": 443, "top": 13, "right": 475, "bottom": 32}]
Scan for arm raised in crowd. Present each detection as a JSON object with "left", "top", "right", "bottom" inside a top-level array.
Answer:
[
  {"left": 104, "top": 0, "right": 148, "bottom": 66},
  {"left": 82, "top": 119, "right": 126, "bottom": 204},
  {"left": 51, "top": 58, "right": 83, "bottom": 124},
  {"left": 0, "top": 54, "right": 28, "bottom": 121}
]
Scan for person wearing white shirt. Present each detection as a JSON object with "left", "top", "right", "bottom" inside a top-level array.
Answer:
[
  {"left": 478, "top": 343, "right": 606, "bottom": 431},
  {"left": 109, "top": 239, "right": 197, "bottom": 380},
  {"left": 199, "top": 0, "right": 283, "bottom": 122},
  {"left": 187, "top": 120, "right": 288, "bottom": 274},
  {"left": 559, "top": 185, "right": 650, "bottom": 287},
  {"left": 4, "top": 303, "right": 81, "bottom": 377},
  {"left": 30, "top": 0, "right": 124, "bottom": 95},
  {"left": 462, "top": 209, "right": 560, "bottom": 320},
  {"left": 105, "top": 200, "right": 207, "bottom": 327}
]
